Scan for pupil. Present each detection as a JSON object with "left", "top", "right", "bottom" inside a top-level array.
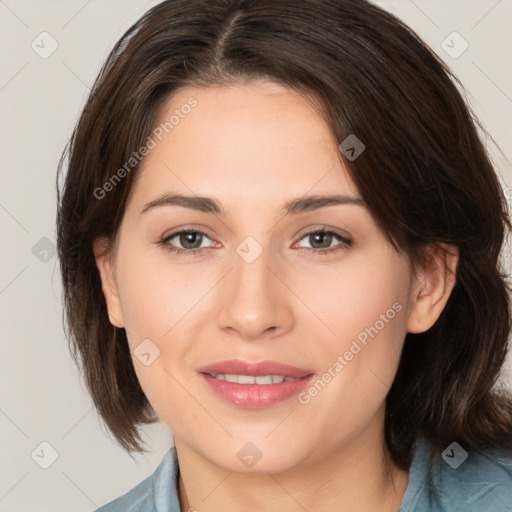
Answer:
[
  {"left": 182, "top": 232, "right": 201, "bottom": 249},
  {"left": 312, "top": 232, "right": 331, "bottom": 248}
]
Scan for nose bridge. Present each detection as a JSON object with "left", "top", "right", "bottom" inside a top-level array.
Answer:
[
  {"left": 216, "top": 236, "right": 293, "bottom": 339},
  {"left": 234, "top": 239, "right": 273, "bottom": 295}
]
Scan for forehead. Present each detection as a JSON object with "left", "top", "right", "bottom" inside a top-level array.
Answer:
[{"left": 129, "top": 80, "right": 360, "bottom": 210}]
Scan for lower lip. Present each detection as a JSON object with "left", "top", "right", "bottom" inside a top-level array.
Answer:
[{"left": 201, "top": 373, "right": 314, "bottom": 409}]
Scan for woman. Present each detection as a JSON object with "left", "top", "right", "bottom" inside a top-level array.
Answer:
[{"left": 56, "top": 0, "right": 512, "bottom": 510}]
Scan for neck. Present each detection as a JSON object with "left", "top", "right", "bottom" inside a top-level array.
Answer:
[{"left": 175, "top": 411, "right": 409, "bottom": 511}]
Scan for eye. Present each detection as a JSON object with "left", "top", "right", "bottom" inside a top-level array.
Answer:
[
  {"left": 294, "top": 228, "right": 353, "bottom": 255},
  {"left": 158, "top": 229, "right": 217, "bottom": 256}
]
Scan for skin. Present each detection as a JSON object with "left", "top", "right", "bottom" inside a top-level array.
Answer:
[{"left": 94, "top": 79, "right": 458, "bottom": 511}]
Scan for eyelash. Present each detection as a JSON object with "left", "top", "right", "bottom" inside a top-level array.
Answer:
[{"left": 157, "top": 228, "right": 353, "bottom": 257}]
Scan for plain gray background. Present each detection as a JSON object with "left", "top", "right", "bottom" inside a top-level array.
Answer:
[{"left": 1, "top": 0, "right": 511, "bottom": 511}]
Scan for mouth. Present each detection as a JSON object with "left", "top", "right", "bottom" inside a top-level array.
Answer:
[
  {"left": 197, "top": 359, "right": 315, "bottom": 409},
  {"left": 206, "top": 374, "right": 301, "bottom": 384}
]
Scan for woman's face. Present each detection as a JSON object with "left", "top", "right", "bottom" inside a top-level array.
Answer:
[{"left": 96, "top": 80, "right": 431, "bottom": 473}]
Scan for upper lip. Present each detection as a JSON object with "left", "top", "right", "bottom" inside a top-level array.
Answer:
[{"left": 198, "top": 359, "right": 313, "bottom": 378}]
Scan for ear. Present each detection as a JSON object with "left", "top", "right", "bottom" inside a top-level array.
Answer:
[
  {"left": 93, "top": 236, "right": 125, "bottom": 328},
  {"left": 406, "top": 243, "right": 459, "bottom": 333}
]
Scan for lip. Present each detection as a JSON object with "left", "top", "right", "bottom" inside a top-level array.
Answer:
[
  {"left": 198, "top": 359, "right": 315, "bottom": 409},
  {"left": 198, "top": 359, "right": 313, "bottom": 378}
]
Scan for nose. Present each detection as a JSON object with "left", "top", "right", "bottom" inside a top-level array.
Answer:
[{"left": 216, "top": 244, "right": 294, "bottom": 341}]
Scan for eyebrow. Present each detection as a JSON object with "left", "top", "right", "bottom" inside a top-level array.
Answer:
[{"left": 140, "top": 193, "right": 365, "bottom": 216}]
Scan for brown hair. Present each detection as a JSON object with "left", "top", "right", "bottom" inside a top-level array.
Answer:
[{"left": 56, "top": 0, "right": 512, "bottom": 468}]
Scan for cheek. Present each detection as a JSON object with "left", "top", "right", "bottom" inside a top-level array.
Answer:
[
  {"left": 302, "top": 251, "right": 408, "bottom": 355},
  {"left": 338, "top": 261, "right": 408, "bottom": 376},
  {"left": 300, "top": 252, "right": 410, "bottom": 410},
  {"left": 114, "top": 242, "right": 198, "bottom": 341},
  {"left": 113, "top": 243, "right": 208, "bottom": 419},
  {"left": 343, "top": 273, "right": 407, "bottom": 349}
]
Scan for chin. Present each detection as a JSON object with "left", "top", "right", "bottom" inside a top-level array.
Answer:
[{"left": 198, "top": 439, "right": 307, "bottom": 475}]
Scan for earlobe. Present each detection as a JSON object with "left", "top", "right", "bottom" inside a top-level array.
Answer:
[
  {"left": 406, "top": 243, "right": 459, "bottom": 334},
  {"left": 93, "top": 236, "right": 125, "bottom": 328}
]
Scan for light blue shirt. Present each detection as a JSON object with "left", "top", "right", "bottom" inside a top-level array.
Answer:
[{"left": 94, "top": 437, "right": 512, "bottom": 511}]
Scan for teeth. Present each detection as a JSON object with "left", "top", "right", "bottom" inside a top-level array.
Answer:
[{"left": 210, "top": 374, "right": 300, "bottom": 384}]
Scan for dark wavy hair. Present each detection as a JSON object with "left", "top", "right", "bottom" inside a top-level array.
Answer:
[{"left": 56, "top": 0, "right": 512, "bottom": 468}]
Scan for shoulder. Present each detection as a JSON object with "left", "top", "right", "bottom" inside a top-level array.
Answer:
[
  {"left": 401, "top": 437, "right": 512, "bottom": 512},
  {"left": 93, "top": 447, "right": 180, "bottom": 512}
]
